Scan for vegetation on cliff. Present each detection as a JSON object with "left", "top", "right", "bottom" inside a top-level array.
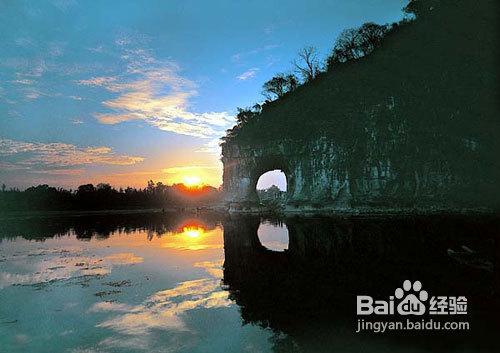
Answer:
[
  {"left": 223, "top": 0, "right": 498, "bottom": 143},
  {"left": 221, "top": 0, "right": 499, "bottom": 206}
]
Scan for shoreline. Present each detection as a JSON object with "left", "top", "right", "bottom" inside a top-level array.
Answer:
[
  {"left": 0, "top": 208, "right": 177, "bottom": 221},
  {"left": 0, "top": 206, "right": 497, "bottom": 221}
]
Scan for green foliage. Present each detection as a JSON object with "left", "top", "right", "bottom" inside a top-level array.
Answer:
[
  {"left": 221, "top": 104, "right": 262, "bottom": 146},
  {"left": 292, "top": 46, "right": 321, "bottom": 82},
  {"left": 404, "top": 0, "right": 441, "bottom": 17},
  {"left": 326, "top": 22, "right": 389, "bottom": 68},
  {"left": 262, "top": 74, "right": 298, "bottom": 100}
]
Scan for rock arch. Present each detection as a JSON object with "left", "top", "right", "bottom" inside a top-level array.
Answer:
[
  {"left": 221, "top": 140, "right": 353, "bottom": 211},
  {"left": 251, "top": 155, "right": 290, "bottom": 203}
]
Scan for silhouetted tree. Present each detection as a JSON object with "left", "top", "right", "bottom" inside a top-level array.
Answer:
[
  {"left": 329, "top": 28, "right": 360, "bottom": 65},
  {"left": 147, "top": 180, "right": 155, "bottom": 193},
  {"left": 96, "top": 183, "right": 112, "bottom": 192},
  {"left": 77, "top": 184, "right": 96, "bottom": 195},
  {"left": 404, "top": 0, "right": 440, "bottom": 17},
  {"left": 285, "top": 74, "right": 299, "bottom": 91},
  {"left": 235, "top": 107, "right": 258, "bottom": 125},
  {"left": 262, "top": 73, "right": 299, "bottom": 100},
  {"left": 262, "top": 75, "right": 288, "bottom": 99},
  {"left": 252, "top": 103, "right": 262, "bottom": 113},
  {"left": 327, "top": 23, "right": 388, "bottom": 68},
  {"left": 293, "top": 46, "right": 320, "bottom": 82},
  {"left": 357, "top": 23, "right": 388, "bottom": 56}
]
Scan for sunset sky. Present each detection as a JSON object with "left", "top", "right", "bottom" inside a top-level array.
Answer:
[{"left": 0, "top": 0, "right": 406, "bottom": 189}]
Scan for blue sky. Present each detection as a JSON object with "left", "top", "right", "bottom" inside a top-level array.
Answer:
[{"left": 0, "top": 0, "right": 407, "bottom": 189}]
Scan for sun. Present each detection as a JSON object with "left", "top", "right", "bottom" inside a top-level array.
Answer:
[
  {"left": 183, "top": 175, "right": 202, "bottom": 187},
  {"left": 182, "top": 226, "right": 204, "bottom": 238}
]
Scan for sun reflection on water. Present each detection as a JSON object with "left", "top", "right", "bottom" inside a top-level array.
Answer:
[
  {"left": 0, "top": 216, "right": 271, "bottom": 352},
  {"left": 160, "top": 222, "right": 221, "bottom": 251}
]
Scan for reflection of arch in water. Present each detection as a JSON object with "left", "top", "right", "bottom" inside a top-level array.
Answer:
[
  {"left": 222, "top": 215, "right": 497, "bottom": 346},
  {"left": 222, "top": 217, "right": 287, "bottom": 291},
  {"left": 257, "top": 220, "right": 289, "bottom": 252}
]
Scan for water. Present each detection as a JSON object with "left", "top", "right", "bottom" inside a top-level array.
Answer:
[{"left": 0, "top": 212, "right": 498, "bottom": 352}]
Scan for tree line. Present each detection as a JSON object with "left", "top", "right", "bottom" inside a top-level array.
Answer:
[{"left": 0, "top": 181, "right": 221, "bottom": 212}]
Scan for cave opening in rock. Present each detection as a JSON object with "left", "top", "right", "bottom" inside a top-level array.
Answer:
[
  {"left": 256, "top": 169, "right": 287, "bottom": 206},
  {"left": 257, "top": 220, "right": 289, "bottom": 252}
]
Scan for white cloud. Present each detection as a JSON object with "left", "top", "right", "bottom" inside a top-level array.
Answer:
[
  {"left": 48, "top": 42, "right": 65, "bottom": 57},
  {"left": 14, "top": 37, "right": 35, "bottom": 48},
  {"left": 0, "top": 138, "right": 144, "bottom": 169},
  {"left": 77, "top": 46, "right": 234, "bottom": 139},
  {"left": 87, "top": 45, "right": 104, "bottom": 53},
  {"left": 91, "top": 278, "right": 231, "bottom": 336},
  {"left": 30, "top": 169, "right": 85, "bottom": 176},
  {"left": 24, "top": 59, "right": 47, "bottom": 78},
  {"left": 236, "top": 67, "right": 259, "bottom": 80},
  {"left": 0, "top": 248, "right": 143, "bottom": 289},
  {"left": 231, "top": 44, "right": 280, "bottom": 63},
  {"left": 24, "top": 89, "right": 42, "bottom": 100},
  {"left": 11, "top": 79, "right": 34, "bottom": 85},
  {"left": 195, "top": 138, "right": 222, "bottom": 153},
  {"left": 77, "top": 76, "right": 118, "bottom": 88},
  {"left": 51, "top": 0, "right": 78, "bottom": 12}
]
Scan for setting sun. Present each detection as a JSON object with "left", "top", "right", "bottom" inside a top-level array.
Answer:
[
  {"left": 183, "top": 175, "right": 202, "bottom": 187},
  {"left": 182, "top": 226, "right": 205, "bottom": 238}
]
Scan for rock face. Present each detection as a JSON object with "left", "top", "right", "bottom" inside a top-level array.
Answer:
[
  {"left": 222, "top": 131, "right": 479, "bottom": 209},
  {"left": 221, "top": 126, "right": 493, "bottom": 211}
]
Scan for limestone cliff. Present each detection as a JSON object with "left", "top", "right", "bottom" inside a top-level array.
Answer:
[{"left": 221, "top": 0, "right": 499, "bottom": 211}]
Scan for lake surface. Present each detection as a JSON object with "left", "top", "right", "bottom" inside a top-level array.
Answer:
[{"left": 0, "top": 212, "right": 498, "bottom": 353}]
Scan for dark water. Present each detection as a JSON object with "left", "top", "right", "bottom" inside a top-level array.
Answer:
[{"left": 0, "top": 212, "right": 498, "bottom": 353}]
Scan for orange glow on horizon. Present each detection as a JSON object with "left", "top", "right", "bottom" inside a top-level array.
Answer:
[{"left": 84, "top": 162, "right": 224, "bottom": 190}]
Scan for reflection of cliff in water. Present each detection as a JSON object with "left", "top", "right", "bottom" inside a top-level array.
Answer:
[{"left": 223, "top": 215, "right": 499, "bottom": 352}]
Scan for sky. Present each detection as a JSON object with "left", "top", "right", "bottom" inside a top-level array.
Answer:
[{"left": 0, "top": 0, "right": 407, "bottom": 190}]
